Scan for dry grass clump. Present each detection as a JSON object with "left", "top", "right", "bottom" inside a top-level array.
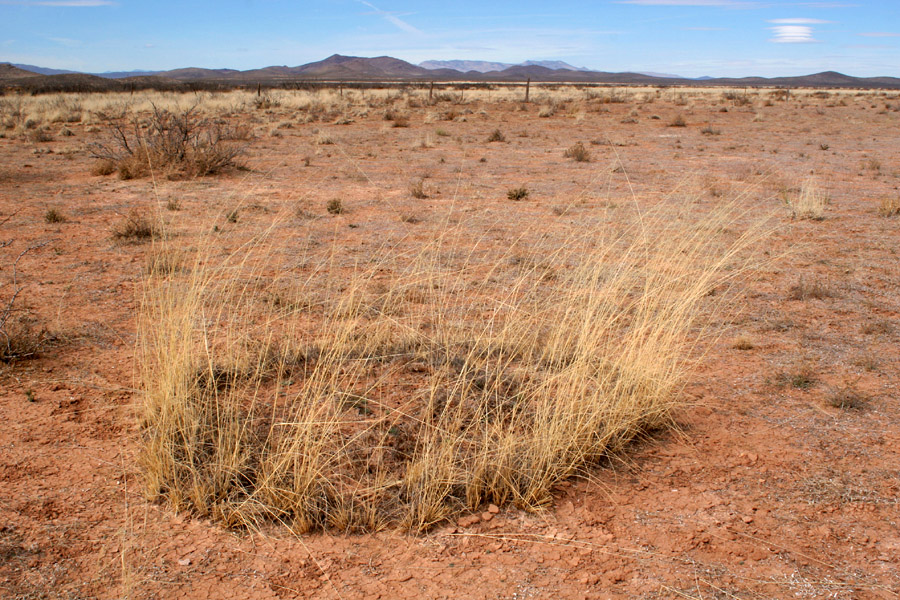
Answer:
[
  {"left": 112, "top": 209, "right": 160, "bottom": 242},
  {"left": 788, "top": 179, "right": 827, "bottom": 220},
  {"left": 787, "top": 276, "right": 833, "bottom": 301},
  {"left": 878, "top": 196, "right": 900, "bottom": 217},
  {"left": 827, "top": 385, "right": 869, "bottom": 410},
  {"left": 138, "top": 198, "right": 769, "bottom": 533},
  {"left": 486, "top": 129, "right": 505, "bottom": 143},
  {"left": 43, "top": 208, "right": 66, "bottom": 224},
  {"left": 409, "top": 179, "right": 428, "bottom": 199},
  {"left": 90, "top": 106, "right": 244, "bottom": 180},
  {"left": 1, "top": 220, "right": 51, "bottom": 362},
  {"left": 564, "top": 142, "right": 591, "bottom": 162},
  {"left": 507, "top": 187, "right": 529, "bottom": 201}
]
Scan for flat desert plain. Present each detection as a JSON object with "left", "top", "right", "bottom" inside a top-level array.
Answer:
[{"left": 1, "top": 86, "right": 898, "bottom": 599}]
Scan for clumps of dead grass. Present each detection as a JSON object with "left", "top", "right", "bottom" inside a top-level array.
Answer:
[
  {"left": 112, "top": 209, "right": 160, "bottom": 243},
  {"left": 564, "top": 142, "right": 591, "bottom": 162},
  {"left": 787, "top": 179, "right": 827, "bottom": 220},
  {"left": 878, "top": 196, "right": 900, "bottom": 217},
  {"left": 137, "top": 199, "right": 770, "bottom": 533}
]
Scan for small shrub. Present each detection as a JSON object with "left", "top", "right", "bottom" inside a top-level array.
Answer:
[
  {"left": 254, "top": 95, "right": 280, "bottom": 110},
  {"left": 507, "top": 187, "right": 529, "bottom": 201},
  {"left": 669, "top": 114, "right": 687, "bottom": 127},
  {"left": 226, "top": 209, "right": 239, "bottom": 224},
  {"left": 29, "top": 128, "right": 52, "bottom": 143},
  {"left": 564, "top": 142, "right": 591, "bottom": 162},
  {"left": 878, "top": 196, "right": 900, "bottom": 217},
  {"left": 486, "top": 129, "right": 505, "bottom": 143},
  {"left": 165, "top": 198, "right": 181, "bottom": 211},
  {"left": 701, "top": 125, "right": 721, "bottom": 136},
  {"left": 827, "top": 385, "right": 868, "bottom": 410},
  {"left": 90, "top": 106, "right": 244, "bottom": 179},
  {"left": 409, "top": 179, "right": 427, "bottom": 199},
  {"left": 775, "top": 366, "right": 817, "bottom": 390},
  {"left": 112, "top": 209, "right": 158, "bottom": 242},
  {"left": 787, "top": 277, "right": 833, "bottom": 301},
  {"left": 44, "top": 208, "right": 66, "bottom": 224},
  {"left": 732, "top": 336, "right": 754, "bottom": 350},
  {"left": 860, "top": 319, "right": 892, "bottom": 335},
  {"left": 91, "top": 159, "right": 117, "bottom": 176},
  {"left": 326, "top": 198, "right": 344, "bottom": 215},
  {"left": 819, "top": 143, "right": 829, "bottom": 151},
  {"left": 315, "top": 132, "right": 334, "bottom": 145}
]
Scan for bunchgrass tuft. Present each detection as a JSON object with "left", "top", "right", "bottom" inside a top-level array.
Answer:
[{"left": 137, "top": 196, "right": 771, "bottom": 533}]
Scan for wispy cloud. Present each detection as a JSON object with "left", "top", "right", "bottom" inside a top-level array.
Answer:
[
  {"left": 859, "top": 32, "right": 900, "bottom": 38},
  {"left": 682, "top": 26, "right": 728, "bottom": 30},
  {"left": 0, "top": 1, "right": 115, "bottom": 5},
  {"left": 358, "top": 1, "right": 423, "bottom": 36}
]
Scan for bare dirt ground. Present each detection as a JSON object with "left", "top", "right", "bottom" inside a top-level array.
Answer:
[{"left": 1, "top": 87, "right": 898, "bottom": 599}]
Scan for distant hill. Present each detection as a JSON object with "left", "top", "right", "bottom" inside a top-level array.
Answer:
[
  {"left": 420, "top": 59, "right": 589, "bottom": 73},
  {"left": 420, "top": 60, "right": 512, "bottom": 73},
  {"left": 0, "top": 63, "right": 43, "bottom": 80},
  {"left": 11, "top": 63, "right": 79, "bottom": 76},
  {"left": 12, "top": 62, "right": 166, "bottom": 79},
  {"left": 4, "top": 56, "right": 900, "bottom": 91}
]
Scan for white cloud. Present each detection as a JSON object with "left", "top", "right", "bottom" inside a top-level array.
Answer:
[
  {"left": 859, "top": 32, "right": 900, "bottom": 38},
  {"left": 357, "top": 1, "right": 423, "bottom": 36},
  {"left": 769, "top": 24, "right": 817, "bottom": 43}
]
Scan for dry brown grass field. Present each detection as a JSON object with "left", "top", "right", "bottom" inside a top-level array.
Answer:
[{"left": 1, "top": 85, "right": 898, "bottom": 599}]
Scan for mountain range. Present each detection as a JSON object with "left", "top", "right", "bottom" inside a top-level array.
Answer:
[
  {"left": 418, "top": 60, "right": 591, "bottom": 73},
  {"left": 3, "top": 54, "right": 900, "bottom": 90}
]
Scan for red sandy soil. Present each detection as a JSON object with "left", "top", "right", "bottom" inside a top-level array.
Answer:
[{"left": 1, "top": 89, "right": 898, "bottom": 599}]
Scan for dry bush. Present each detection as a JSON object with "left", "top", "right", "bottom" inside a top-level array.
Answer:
[
  {"left": 1, "top": 216, "right": 50, "bottom": 362},
  {"left": 878, "top": 196, "right": 900, "bottom": 217},
  {"left": 787, "top": 277, "right": 833, "bottom": 301},
  {"left": 43, "top": 208, "right": 66, "bottom": 224},
  {"left": 409, "top": 179, "right": 427, "bottom": 199},
  {"left": 788, "top": 179, "right": 827, "bottom": 220},
  {"left": 564, "top": 142, "right": 591, "bottom": 162},
  {"left": 112, "top": 209, "right": 159, "bottom": 243},
  {"left": 90, "top": 105, "right": 244, "bottom": 179},
  {"left": 137, "top": 199, "right": 770, "bottom": 533},
  {"left": 507, "top": 187, "right": 529, "bottom": 201},
  {"left": 486, "top": 129, "right": 505, "bottom": 143}
]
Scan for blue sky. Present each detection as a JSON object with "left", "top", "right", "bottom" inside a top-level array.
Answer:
[{"left": 1, "top": 0, "right": 898, "bottom": 77}]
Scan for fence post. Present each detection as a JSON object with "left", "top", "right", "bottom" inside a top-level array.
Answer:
[{"left": 525, "top": 78, "right": 530, "bottom": 103}]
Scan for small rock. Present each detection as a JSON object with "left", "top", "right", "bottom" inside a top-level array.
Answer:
[
  {"left": 177, "top": 558, "right": 191, "bottom": 566},
  {"left": 488, "top": 504, "right": 500, "bottom": 514},
  {"left": 481, "top": 512, "right": 493, "bottom": 522}
]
